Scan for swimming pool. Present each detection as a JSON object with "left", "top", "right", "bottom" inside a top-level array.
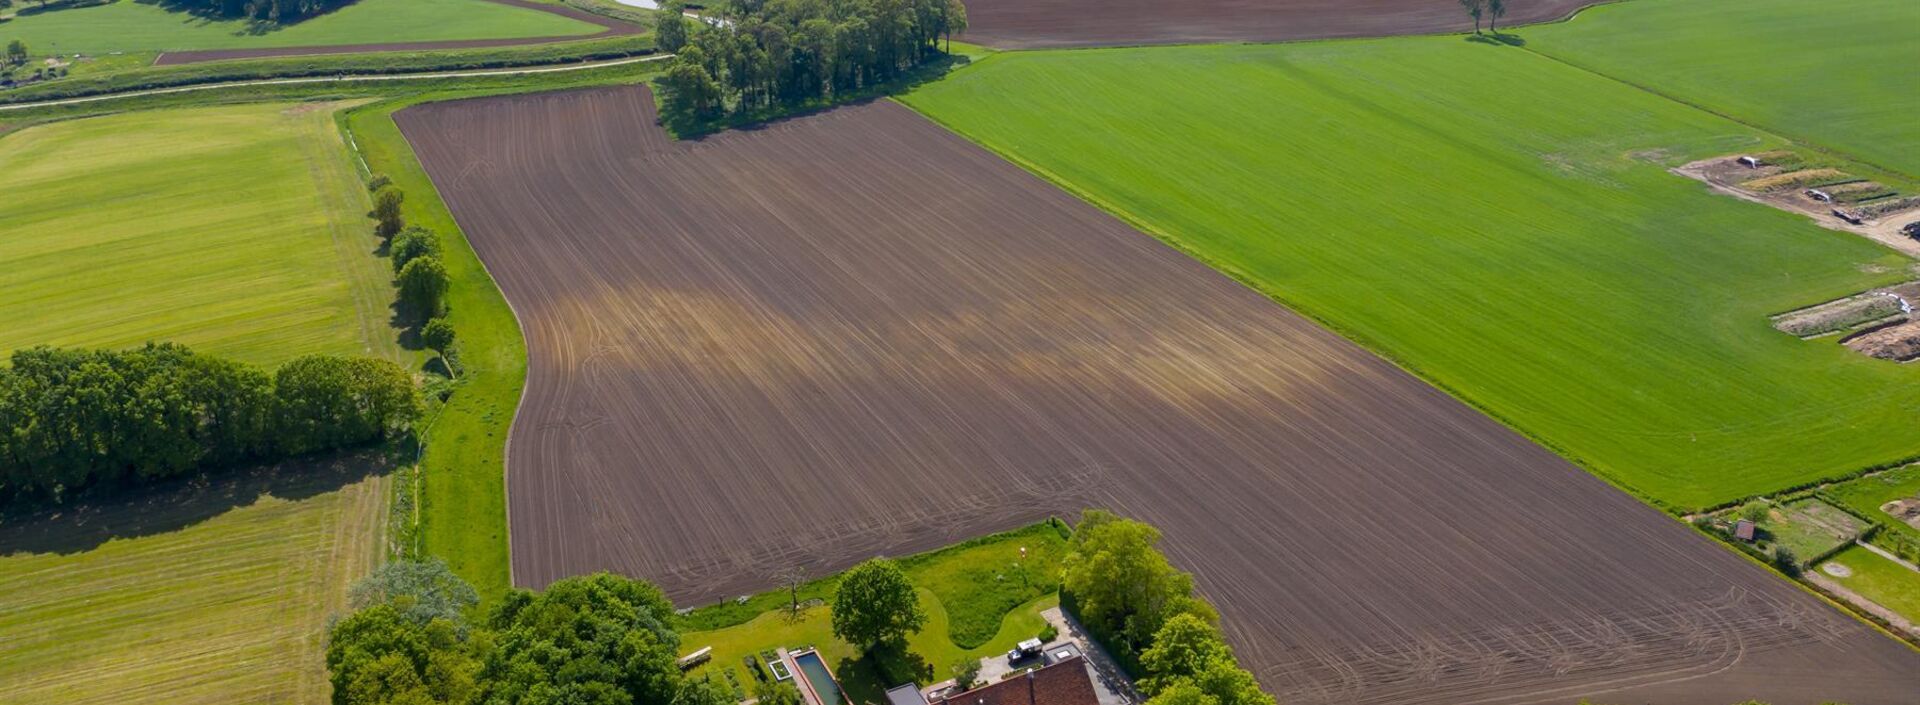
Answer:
[{"left": 793, "top": 650, "right": 844, "bottom": 705}]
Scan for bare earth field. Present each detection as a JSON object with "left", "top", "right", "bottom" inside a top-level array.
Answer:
[
  {"left": 150, "top": 0, "right": 640, "bottom": 66},
  {"left": 956, "top": 0, "right": 1593, "bottom": 49},
  {"left": 397, "top": 86, "right": 1920, "bottom": 705}
]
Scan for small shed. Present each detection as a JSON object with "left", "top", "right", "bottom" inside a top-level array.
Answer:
[{"left": 1733, "top": 519, "right": 1756, "bottom": 542}]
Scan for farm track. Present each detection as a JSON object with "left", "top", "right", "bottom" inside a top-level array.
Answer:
[
  {"left": 396, "top": 85, "right": 1920, "bottom": 704},
  {"left": 957, "top": 0, "right": 1597, "bottom": 49},
  {"left": 150, "top": 0, "right": 640, "bottom": 66}
]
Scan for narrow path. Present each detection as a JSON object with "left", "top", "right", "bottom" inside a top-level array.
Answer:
[
  {"left": 1808, "top": 571, "right": 1920, "bottom": 639},
  {"left": 0, "top": 54, "right": 671, "bottom": 112},
  {"left": 153, "top": 0, "right": 644, "bottom": 66}
]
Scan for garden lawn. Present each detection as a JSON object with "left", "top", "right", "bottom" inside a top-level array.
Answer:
[
  {"left": 677, "top": 522, "right": 1068, "bottom": 703},
  {"left": 0, "top": 102, "right": 396, "bottom": 365},
  {"left": 0, "top": 102, "right": 396, "bottom": 704},
  {"left": 0, "top": 0, "right": 600, "bottom": 56},
  {"left": 1821, "top": 544, "right": 1920, "bottom": 625},
  {"left": 903, "top": 39, "right": 1920, "bottom": 510},
  {"left": 1826, "top": 465, "right": 1920, "bottom": 545},
  {"left": 1527, "top": 0, "right": 1920, "bottom": 178}
]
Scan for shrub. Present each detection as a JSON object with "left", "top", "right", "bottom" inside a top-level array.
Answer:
[
  {"left": 1039, "top": 622, "right": 1059, "bottom": 643},
  {"left": 1739, "top": 500, "right": 1770, "bottom": 524}
]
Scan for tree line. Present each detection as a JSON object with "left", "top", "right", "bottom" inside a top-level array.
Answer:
[
  {"left": 329, "top": 560, "right": 802, "bottom": 705},
  {"left": 1060, "top": 511, "right": 1275, "bottom": 705},
  {"left": 0, "top": 343, "right": 420, "bottom": 506},
  {"left": 654, "top": 0, "right": 968, "bottom": 123},
  {"left": 367, "top": 176, "right": 460, "bottom": 377},
  {"left": 153, "top": 0, "right": 361, "bottom": 22}
]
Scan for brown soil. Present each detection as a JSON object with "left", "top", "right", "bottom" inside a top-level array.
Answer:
[
  {"left": 1881, "top": 498, "right": 1920, "bottom": 531},
  {"left": 957, "top": 0, "right": 1597, "bottom": 49},
  {"left": 150, "top": 0, "right": 641, "bottom": 66},
  {"left": 1845, "top": 320, "right": 1920, "bottom": 361},
  {"left": 397, "top": 86, "right": 1920, "bottom": 705}
]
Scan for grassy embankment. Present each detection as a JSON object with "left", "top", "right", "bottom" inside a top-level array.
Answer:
[
  {"left": 0, "top": 0, "right": 599, "bottom": 56},
  {"left": 676, "top": 522, "right": 1070, "bottom": 705},
  {"left": 903, "top": 37, "right": 1920, "bottom": 511},
  {"left": 0, "top": 103, "right": 400, "bottom": 704},
  {"left": 1527, "top": 0, "right": 1920, "bottom": 178},
  {"left": 336, "top": 58, "right": 669, "bottom": 598}
]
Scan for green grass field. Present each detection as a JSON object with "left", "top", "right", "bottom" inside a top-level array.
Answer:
[
  {"left": 0, "top": 102, "right": 397, "bottom": 704},
  {"left": 0, "top": 102, "right": 397, "bottom": 365},
  {"left": 903, "top": 38, "right": 1920, "bottom": 510},
  {"left": 1528, "top": 0, "right": 1920, "bottom": 178},
  {"left": 1820, "top": 544, "right": 1920, "bottom": 624},
  {"left": 0, "top": 0, "right": 600, "bottom": 56}
]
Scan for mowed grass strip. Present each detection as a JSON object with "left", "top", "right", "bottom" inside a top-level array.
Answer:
[
  {"left": 0, "top": 102, "right": 398, "bottom": 703},
  {"left": 1528, "top": 0, "right": 1920, "bottom": 178},
  {"left": 0, "top": 470, "right": 386, "bottom": 705},
  {"left": 1821, "top": 544, "right": 1920, "bottom": 625},
  {"left": 0, "top": 0, "right": 600, "bottom": 55},
  {"left": 903, "top": 39, "right": 1920, "bottom": 510},
  {"left": 0, "top": 103, "right": 391, "bottom": 365}
]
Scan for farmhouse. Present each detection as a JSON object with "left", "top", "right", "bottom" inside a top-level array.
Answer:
[{"left": 933, "top": 657, "right": 1101, "bottom": 705}]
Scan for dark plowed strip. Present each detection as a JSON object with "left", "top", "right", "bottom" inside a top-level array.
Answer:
[
  {"left": 959, "top": 0, "right": 1596, "bottom": 49},
  {"left": 151, "top": 0, "right": 640, "bottom": 66},
  {"left": 397, "top": 86, "right": 1920, "bottom": 705}
]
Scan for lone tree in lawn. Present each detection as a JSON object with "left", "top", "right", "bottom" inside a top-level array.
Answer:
[
  {"left": 1487, "top": 0, "right": 1508, "bottom": 34},
  {"left": 831, "top": 558, "right": 926, "bottom": 657},
  {"left": 6, "top": 40, "right": 26, "bottom": 66},
  {"left": 1458, "top": 0, "right": 1484, "bottom": 34}
]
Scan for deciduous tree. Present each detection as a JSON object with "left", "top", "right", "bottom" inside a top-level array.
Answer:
[
  {"left": 1458, "top": 0, "right": 1485, "bottom": 34},
  {"left": 831, "top": 558, "right": 927, "bottom": 655},
  {"left": 398, "top": 255, "right": 451, "bottom": 319},
  {"left": 1487, "top": 0, "right": 1507, "bottom": 34}
]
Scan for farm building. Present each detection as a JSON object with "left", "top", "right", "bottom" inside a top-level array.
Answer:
[{"left": 1734, "top": 519, "right": 1757, "bottom": 542}]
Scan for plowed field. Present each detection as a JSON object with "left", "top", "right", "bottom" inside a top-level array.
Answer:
[
  {"left": 397, "top": 86, "right": 1920, "bottom": 705},
  {"left": 958, "top": 0, "right": 1594, "bottom": 49}
]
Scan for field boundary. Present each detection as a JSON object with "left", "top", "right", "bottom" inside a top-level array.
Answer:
[
  {"left": 149, "top": 0, "right": 640, "bottom": 66},
  {"left": 895, "top": 87, "right": 1647, "bottom": 509},
  {"left": 0, "top": 54, "right": 671, "bottom": 113}
]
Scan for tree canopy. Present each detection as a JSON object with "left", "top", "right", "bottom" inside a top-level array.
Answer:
[
  {"left": 0, "top": 344, "right": 420, "bottom": 505},
  {"left": 830, "top": 557, "right": 927, "bottom": 653}
]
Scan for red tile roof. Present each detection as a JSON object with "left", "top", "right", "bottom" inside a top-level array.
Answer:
[{"left": 934, "top": 657, "right": 1099, "bottom": 705}]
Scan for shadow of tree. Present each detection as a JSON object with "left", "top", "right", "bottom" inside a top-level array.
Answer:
[
  {"left": 134, "top": 0, "right": 355, "bottom": 36},
  {"left": 1464, "top": 32, "right": 1527, "bottom": 46},
  {"left": 837, "top": 641, "right": 932, "bottom": 703},
  {"left": 0, "top": 445, "right": 401, "bottom": 557}
]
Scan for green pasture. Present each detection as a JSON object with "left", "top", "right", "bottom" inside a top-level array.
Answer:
[
  {"left": 0, "top": 102, "right": 396, "bottom": 703},
  {"left": 1528, "top": 0, "right": 1920, "bottom": 178},
  {"left": 0, "top": 102, "right": 395, "bottom": 365},
  {"left": 0, "top": 0, "right": 599, "bottom": 56},
  {"left": 903, "top": 38, "right": 1920, "bottom": 510},
  {"left": 1820, "top": 544, "right": 1920, "bottom": 625}
]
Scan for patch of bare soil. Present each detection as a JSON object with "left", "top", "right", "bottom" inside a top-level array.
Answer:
[
  {"left": 1882, "top": 498, "right": 1920, "bottom": 531},
  {"left": 1773, "top": 290, "right": 1909, "bottom": 338},
  {"left": 956, "top": 0, "right": 1597, "bottom": 49},
  {"left": 398, "top": 86, "right": 1920, "bottom": 705},
  {"left": 1844, "top": 320, "right": 1920, "bottom": 362},
  {"left": 1674, "top": 155, "right": 1920, "bottom": 258}
]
